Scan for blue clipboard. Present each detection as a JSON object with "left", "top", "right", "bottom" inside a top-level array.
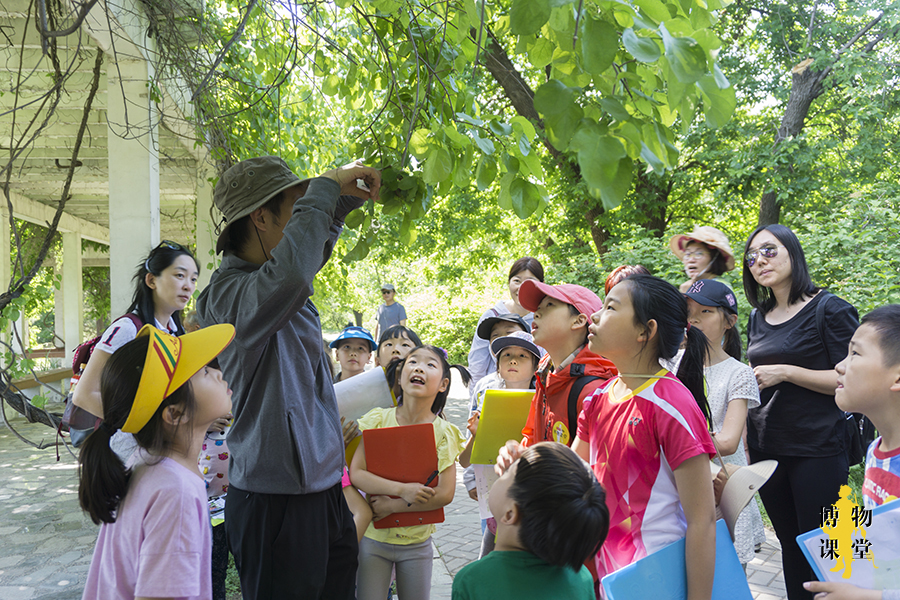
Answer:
[
  {"left": 797, "top": 497, "right": 900, "bottom": 590},
  {"left": 601, "top": 519, "right": 751, "bottom": 600}
]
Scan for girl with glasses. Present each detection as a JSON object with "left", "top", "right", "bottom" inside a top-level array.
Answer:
[{"left": 742, "top": 224, "right": 859, "bottom": 600}]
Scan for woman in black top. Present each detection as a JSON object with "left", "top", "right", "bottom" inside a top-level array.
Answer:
[{"left": 743, "top": 224, "right": 858, "bottom": 600}]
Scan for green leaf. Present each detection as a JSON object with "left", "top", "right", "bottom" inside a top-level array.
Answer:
[
  {"left": 679, "top": 94, "right": 698, "bottom": 134},
  {"left": 640, "top": 141, "right": 666, "bottom": 173},
  {"left": 510, "top": 116, "right": 537, "bottom": 140},
  {"left": 508, "top": 178, "right": 542, "bottom": 218},
  {"left": 581, "top": 17, "right": 618, "bottom": 76},
  {"left": 659, "top": 24, "right": 707, "bottom": 84},
  {"left": 344, "top": 209, "right": 365, "bottom": 229},
  {"left": 529, "top": 38, "right": 555, "bottom": 68},
  {"left": 342, "top": 238, "right": 370, "bottom": 263},
  {"left": 471, "top": 131, "right": 496, "bottom": 155},
  {"left": 322, "top": 74, "right": 341, "bottom": 96},
  {"left": 633, "top": 0, "right": 672, "bottom": 24},
  {"left": 381, "top": 198, "right": 404, "bottom": 215},
  {"left": 712, "top": 63, "right": 730, "bottom": 89},
  {"left": 489, "top": 121, "right": 513, "bottom": 137},
  {"left": 409, "top": 129, "right": 431, "bottom": 159},
  {"left": 510, "top": 0, "right": 551, "bottom": 35},
  {"left": 453, "top": 146, "right": 474, "bottom": 188},
  {"left": 691, "top": 29, "right": 722, "bottom": 52},
  {"left": 422, "top": 146, "right": 453, "bottom": 184},
  {"left": 476, "top": 156, "right": 498, "bottom": 190},
  {"left": 696, "top": 75, "right": 736, "bottom": 128},
  {"left": 442, "top": 125, "right": 470, "bottom": 148},
  {"left": 622, "top": 28, "right": 661, "bottom": 63},
  {"left": 399, "top": 218, "right": 418, "bottom": 246},
  {"left": 517, "top": 134, "right": 532, "bottom": 156},
  {"left": 533, "top": 79, "right": 584, "bottom": 150},
  {"left": 641, "top": 122, "right": 679, "bottom": 169},
  {"left": 600, "top": 98, "right": 631, "bottom": 122},
  {"left": 498, "top": 171, "right": 517, "bottom": 210},
  {"left": 662, "top": 17, "right": 694, "bottom": 37},
  {"left": 570, "top": 124, "right": 633, "bottom": 207}
]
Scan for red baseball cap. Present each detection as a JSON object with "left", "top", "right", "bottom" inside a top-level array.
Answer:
[{"left": 518, "top": 280, "right": 603, "bottom": 317}]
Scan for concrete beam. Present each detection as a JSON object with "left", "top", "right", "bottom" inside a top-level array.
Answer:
[{"left": 7, "top": 189, "right": 109, "bottom": 245}]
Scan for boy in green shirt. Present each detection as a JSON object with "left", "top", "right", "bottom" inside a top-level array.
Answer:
[{"left": 452, "top": 443, "right": 609, "bottom": 600}]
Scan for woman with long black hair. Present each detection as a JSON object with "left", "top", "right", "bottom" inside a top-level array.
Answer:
[
  {"left": 743, "top": 224, "right": 858, "bottom": 600},
  {"left": 72, "top": 240, "right": 200, "bottom": 456}
]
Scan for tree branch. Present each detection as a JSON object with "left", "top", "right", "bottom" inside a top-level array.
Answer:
[{"left": 191, "top": 0, "right": 260, "bottom": 101}]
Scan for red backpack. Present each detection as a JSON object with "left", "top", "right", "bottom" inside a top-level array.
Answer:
[
  {"left": 70, "top": 313, "right": 143, "bottom": 376},
  {"left": 62, "top": 313, "right": 144, "bottom": 446}
]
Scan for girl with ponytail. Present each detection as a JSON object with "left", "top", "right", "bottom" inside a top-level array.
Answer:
[
  {"left": 572, "top": 274, "right": 718, "bottom": 600},
  {"left": 78, "top": 324, "right": 234, "bottom": 600},
  {"left": 684, "top": 278, "right": 766, "bottom": 567}
]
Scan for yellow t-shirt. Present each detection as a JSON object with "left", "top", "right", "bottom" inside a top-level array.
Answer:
[{"left": 357, "top": 407, "right": 465, "bottom": 545}]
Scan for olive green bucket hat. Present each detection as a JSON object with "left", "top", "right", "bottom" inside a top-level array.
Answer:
[{"left": 213, "top": 156, "right": 303, "bottom": 254}]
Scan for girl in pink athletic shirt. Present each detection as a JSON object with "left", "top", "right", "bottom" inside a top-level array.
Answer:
[
  {"left": 78, "top": 323, "right": 235, "bottom": 600},
  {"left": 575, "top": 274, "right": 718, "bottom": 600}
]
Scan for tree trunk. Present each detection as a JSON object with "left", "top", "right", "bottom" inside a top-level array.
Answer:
[
  {"left": 758, "top": 59, "right": 825, "bottom": 227},
  {"left": 634, "top": 170, "right": 670, "bottom": 237},
  {"left": 585, "top": 206, "right": 610, "bottom": 255},
  {"left": 479, "top": 27, "right": 611, "bottom": 253}
]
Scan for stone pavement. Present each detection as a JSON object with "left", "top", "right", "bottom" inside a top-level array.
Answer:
[
  {"left": 0, "top": 402, "right": 98, "bottom": 600},
  {"left": 0, "top": 380, "right": 788, "bottom": 599}
]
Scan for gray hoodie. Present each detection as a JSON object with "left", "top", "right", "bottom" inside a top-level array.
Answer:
[{"left": 197, "top": 177, "right": 359, "bottom": 495}]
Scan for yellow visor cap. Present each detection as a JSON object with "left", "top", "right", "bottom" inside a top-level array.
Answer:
[{"left": 121, "top": 323, "right": 235, "bottom": 434}]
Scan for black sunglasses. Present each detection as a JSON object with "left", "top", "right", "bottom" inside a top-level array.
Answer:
[{"left": 145, "top": 240, "right": 190, "bottom": 271}]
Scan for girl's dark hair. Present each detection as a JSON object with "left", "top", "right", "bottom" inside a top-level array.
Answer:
[
  {"left": 685, "top": 241, "right": 729, "bottom": 277},
  {"left": 625, "top": 275, "right": 711, "bottom": 426},
  {"left": 222, "top": 191, "right": 291, "bottom": 255},
  {"left": 508, "top": 257, "right": 545, "bottom": 283},
  {"left": 509, "top": 443, "right": 609, "bottom": 571},
  {"left": 393, "top": 345, "right": 471, "bottom": 415},
  {"left": 605, "top": 264, "right": 651, "bottom": 295},
  {"left": 131, "top": 243, "right": 200, "bottom": 334},
  {"left": 742, "top": 224, "right": 819, "bottom": 314},
  {"left": 78, "top": 337, "right": 197, "bottom": 525},
  {"left": 720, "top": 308, "right": 743, "bottom": 361},
  {"left": 377, "top": 325, "right": 422, "bottom": 348}
]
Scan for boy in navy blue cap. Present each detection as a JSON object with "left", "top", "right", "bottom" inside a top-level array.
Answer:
[{"left": 330, "top": 326, "right": 376, "bottom": 382}]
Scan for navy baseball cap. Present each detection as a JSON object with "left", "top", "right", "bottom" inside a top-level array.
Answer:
[
  {"left": 490, "top": 330, "right": 544, "bottom": 362},
  {"left": 329, "top": 326, "right": 377, "bottom": 351},
  {"left": 684, "top": 279, "right": 738, "bottom": 315},
  {"left": 476, "top": 313, "right": 529, "bottom": 340}
]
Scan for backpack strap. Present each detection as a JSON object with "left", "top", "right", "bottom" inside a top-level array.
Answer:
[
  {"left": 814, "top": 292, "right": 834, "bottom": 365},
  {"left": 567, "top": 363, "right": 600, "bottom": 434}
]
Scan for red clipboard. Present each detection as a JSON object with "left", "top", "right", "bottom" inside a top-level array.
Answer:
[{"left": 362, "top": 422, "right": 444, "bottom": 529}]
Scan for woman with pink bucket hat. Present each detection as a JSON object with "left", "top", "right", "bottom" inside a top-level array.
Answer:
[{"left": 669, "top": 226, "right": 736, "bottom": 293}]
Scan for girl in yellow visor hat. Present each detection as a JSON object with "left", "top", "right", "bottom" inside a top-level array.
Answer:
[{"left": 77, "top": 323, "right": 235, "bottom": 600}]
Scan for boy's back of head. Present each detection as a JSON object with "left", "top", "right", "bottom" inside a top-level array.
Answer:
[{"left": 508, "top": 442, "right": 609, "bottom": 570}]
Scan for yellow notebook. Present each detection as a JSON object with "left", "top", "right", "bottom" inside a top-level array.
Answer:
[{"left": 469, "top": 389, "right": 534, "bottom": 465}]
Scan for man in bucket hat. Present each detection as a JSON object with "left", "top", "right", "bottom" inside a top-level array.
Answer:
[{"left": 196, "top": 156, "right": 380, "bottom": 599}]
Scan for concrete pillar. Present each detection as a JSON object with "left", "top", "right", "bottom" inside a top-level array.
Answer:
[
  {"left": 0, "top": 206, "right": 9, "bottom": 367},
  {"left": 0, "top": 206, "right": 9, "bottom": 298},
  {"left": 54, "top": 264, "right": 65, "bottom": 349},
  {"left": 107, "top": 57, "right": 160, "bottom": 318},
  {"left": 62, "top": 232, "right": 84, "bottom": 362},
  {"left": 195, "top": 154, "right": 216, "bottom": 292}
]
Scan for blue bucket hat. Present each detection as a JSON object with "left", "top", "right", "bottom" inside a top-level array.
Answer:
[{"left": 329, "top": 326, "right": 377, "bottom": 352}]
